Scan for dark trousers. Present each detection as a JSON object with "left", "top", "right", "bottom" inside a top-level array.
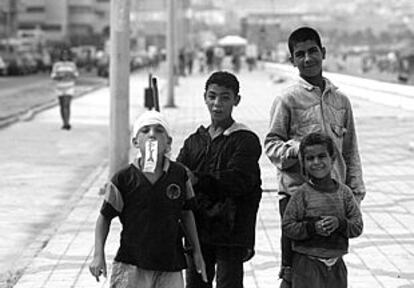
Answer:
[
  {"left": 279, "top": 195, "right": 293, "bottom": 267},
  {"left": 186, "top": 244, "right": 244, "bottom": 288},
  {"left": 58, "top": 95, "right": 72, "bottom": 126},
  {"left": 292, "top": 253, "right": 347, "bottom": 288}
]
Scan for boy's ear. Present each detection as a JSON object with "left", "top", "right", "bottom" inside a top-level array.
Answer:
[
  {"left": 322, "top": 47, "right": 326, "bottom": 60},
  {"left": 289, "top": 56, "right": 296, "bottom": 67},
  {"left": 234, "top": 94, "right": 241, "bottom": 106}
]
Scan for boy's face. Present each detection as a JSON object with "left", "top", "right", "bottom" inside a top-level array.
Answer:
[
  {"left": 290, "top": 40, "right": 325, "bottom": 79},
  {"left": 303, "top": 144, "right": 334, "bottom": 179},
  {"left": 204, "top": 84, "right": 240, "bottom": 124},
  {"left": 132, "top": 124, "right": 171, "bottom": 156}
]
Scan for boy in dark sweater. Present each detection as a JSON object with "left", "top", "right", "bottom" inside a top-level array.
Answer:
[
  {"left": 177, "top": 71, "right": 262, "bottom": 288},
  {"left": 282, "top": 132, "right": 363, "bottom": 288}
]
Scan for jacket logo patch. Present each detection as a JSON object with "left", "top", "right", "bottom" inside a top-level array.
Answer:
[{"left": 166, "top": 184, "right": 181, "bottom": 200}]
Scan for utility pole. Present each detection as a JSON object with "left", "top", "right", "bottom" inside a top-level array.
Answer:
[
  {"left": 3, "top": 0, "right": 17, "bottom": 53},
  {"left": 62, "top": 0, "right": 68, "bottom": 42},
  {"left": 165, "top": 0, "right": 176, "bottom": 107},
  {"left": 8, "top": 0, "right": 17, "bottom": 36},
  {"left": 109, "top": 0, "right": 131, "bottom": 177}
]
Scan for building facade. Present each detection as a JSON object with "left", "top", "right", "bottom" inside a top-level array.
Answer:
[
  {"left": 0, "top": 0, "right": 19, "bottom": 38},
  {"left": 131, "top": 0, "right": 191, "bottom": 52},
  {"left": 17, "top": 0, "right": 110, "bottom": 44}
]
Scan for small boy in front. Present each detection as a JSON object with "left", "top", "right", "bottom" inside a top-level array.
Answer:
[
  {"left": 89, "top": 110, "right": 207, "bottom": 288},
  {"left": 282, "top": 132, "right": 363, "bottom": 288},
  {"left": 264, "top": 26, "right": 365, "bottom": 287}
]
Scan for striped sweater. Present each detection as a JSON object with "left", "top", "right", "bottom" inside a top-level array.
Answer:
[
  {"left": 50, "top": 61, "right": 79, "bottom": 96},
  {"left": 282, "top": 181, "right": 363, "bottom": 258}
]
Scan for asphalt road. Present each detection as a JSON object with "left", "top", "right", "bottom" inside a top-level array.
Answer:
[{"left": 0, "top": 70, "right": 108, "bottom": 127}]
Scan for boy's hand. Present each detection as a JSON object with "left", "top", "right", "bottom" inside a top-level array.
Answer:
[
  {"left": 89, "top": 255, "right": 107, "bottom": 282},
  {"left": 314, "top": 220, "right": 330, "bottom": 236},
  {"left": 193, "top": 250, "right": 208, "bottom": 282},
  {"left": 320, "top": 216, "right": 339, "bottom": 234},
  {"left": 185, "top": 167, "right": 198, "bottom": 186}
]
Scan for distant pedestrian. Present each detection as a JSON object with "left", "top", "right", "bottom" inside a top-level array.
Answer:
[
  {"left": 206, "top": 47, "right": 214, "bottom": 72},
  {"left": 213, "top": 46, "right": 225, "bottom": 71},
  {"left": 231, "top": 50, "right": 241, "bottom": 73},
  {"left": 186, "top": 48, "right": 194, "bottom": 75},
  {"left": 245, "top": 44, "right": 258, "bottom": 72},
  {"left": 177, "top": 71, "right": 262, "bottom": 288},
  {"left": 89, "top": 111, "right": 207, "bottom": 287},
  {"left": 264, "top": 26, "right": 365, "bottom": 288},
  {"left": 50, "top": 49, "right": 79, "bottom": 130},
  {"left": 197, "top": 48, "right": 206, "bottom": 74},
  {"left": 179, "top": 48, "right": 186, "bottom": 76},
  {"left": 282, "top": 132, "right": 363, "bottom": 288}
]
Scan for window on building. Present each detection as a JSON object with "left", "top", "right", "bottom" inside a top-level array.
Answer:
[
  {"left": 95, "top": 10, "right": 106, "bottom": 18},
  {"left": 42, "top": 24, "right": 62, "bottom": 31},
  {"left": 26, "top": 6, "right": 45, "bottom": 13},
  {"left": 69, "top": 24, "right": 93, "bottom": 35},
  {"left": 69, "top": 6, "right": 93, "bottom": 14}
]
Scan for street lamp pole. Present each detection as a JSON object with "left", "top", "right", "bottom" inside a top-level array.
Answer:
[
  {"left": 109, "top": 0, "right": 131, "bottom": 177},
  {"left": 166, "top": 0, "right": 176, "bottom": 107}
]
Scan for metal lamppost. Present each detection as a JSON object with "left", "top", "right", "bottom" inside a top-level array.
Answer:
[
  {"left": 109, "top": 0, "right": 131, "bottom": 176},
  {"left": 165, "top": 0, "right": 176, "bottom": 108}
]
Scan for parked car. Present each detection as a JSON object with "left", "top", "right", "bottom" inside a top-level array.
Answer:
[
  {"left": 96, "top": 51, "right": 109, "bottom": 77},
  {"left": 33, "top": 51, "right": 52, "bottom": 73},
  {"left": 130, "top": 51, "right": 151, "bottom": 71},
  {"left": 20, "top": 52, "right": 38, "bottom": 74},
  {"left": 2, "top": 53, "right": 28, "bottom": 75},
  {"left": 0, "top": 56, "right": 8, "bottom": 75}
]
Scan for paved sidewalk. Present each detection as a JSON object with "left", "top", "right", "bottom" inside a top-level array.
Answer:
[{"left": 10, "top": 67, "right": 414, "bottom": 288}]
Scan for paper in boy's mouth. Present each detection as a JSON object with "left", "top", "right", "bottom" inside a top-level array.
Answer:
[{"left": 143, "top": 139, "right": 158, "bottom": 173}]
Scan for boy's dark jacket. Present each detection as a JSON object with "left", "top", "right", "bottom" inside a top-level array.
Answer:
[{"left": 177, "top": 122, "right": 262, "bottom": 259}]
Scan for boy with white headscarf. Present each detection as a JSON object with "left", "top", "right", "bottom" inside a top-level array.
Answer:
[{"left": 90, "top": 111, "right": 207, "bottom": 288}]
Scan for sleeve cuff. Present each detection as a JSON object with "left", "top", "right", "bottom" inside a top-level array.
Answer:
[
  {"left": 338, "top": 218, "right": 348, "bottom": 234},
  {"left": 305, "top": 221, "right": 316, "bottom": 236}
]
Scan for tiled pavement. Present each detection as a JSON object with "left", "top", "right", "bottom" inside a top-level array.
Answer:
[{"left": 10, "top": 65, "right": 414, "bottom": 288}]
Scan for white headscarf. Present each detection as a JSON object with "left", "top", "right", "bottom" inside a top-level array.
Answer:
[{"left": 132, "top": 110, "right": 171, "bottom": 139}]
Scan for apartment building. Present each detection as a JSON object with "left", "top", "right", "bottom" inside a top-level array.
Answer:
[
  {"left": 131, "top": 0, "right": 191, "bottom": 51},
  {"left": 17, "top": 0, "right": 110, "bottom": 44},
  {"left": 0, "top": 0, "right": 19, "bottom": 38}
]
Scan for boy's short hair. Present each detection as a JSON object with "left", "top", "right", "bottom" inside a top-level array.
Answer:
[
  {"left": 132, "top": 110, "right": 171, "bottom": 139},
  {"left": 299, "top": 132, "right": 336, "bottom": 160},
  {"left": 205, "top": 71, "right": 239, "bottom": 95},
  {"left": 288, "top": 26, "right": 323, "bottom": 56}
]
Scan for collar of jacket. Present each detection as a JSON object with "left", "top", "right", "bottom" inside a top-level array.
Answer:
[
  {"left": 223, "top": 122, "right": 252, "bottom": 136},
  {"left": 297, "top": 76, "right": 338, "bottom": 93},
  {"left": 198, "top": 121, "right": 253, "bottom": 137}
]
